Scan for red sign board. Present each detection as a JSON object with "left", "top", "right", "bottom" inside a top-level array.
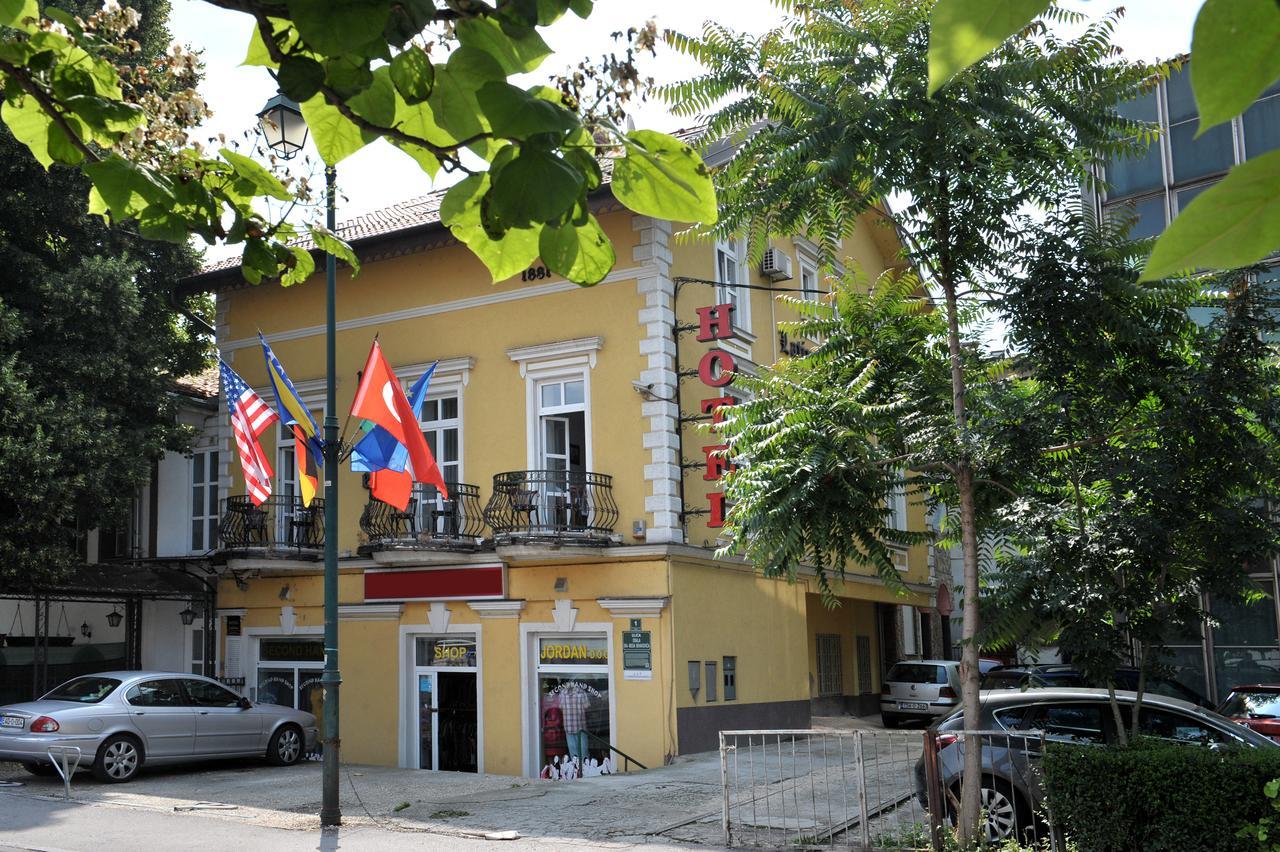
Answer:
[
  {"left": 364, "top": 565, "right": 505, "bottom": 602},
  {"left": 696, "top": 302, "right": 739, "bottom": 527}
]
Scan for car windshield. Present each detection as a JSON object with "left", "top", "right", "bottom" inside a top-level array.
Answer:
[
  {"left": 888, "top": 664, "right": 947, "bottom": 684},
  {"left": 43, "top": 676, "right": 121, "bottom": 704},
  {"left": 1220, "top": 691, "right": 1280, "bottom": 719},
  {"left": 982, "top": 671, "right": 1030, "bottom": 689}
]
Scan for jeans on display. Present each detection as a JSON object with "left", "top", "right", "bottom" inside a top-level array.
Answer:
[{"left": 565, "top": 729, "right": 589, "bottom": 762}]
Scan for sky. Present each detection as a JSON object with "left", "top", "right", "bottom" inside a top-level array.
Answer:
[{"left": 169, "top": 0, "right": 1204, "bottom": 259}]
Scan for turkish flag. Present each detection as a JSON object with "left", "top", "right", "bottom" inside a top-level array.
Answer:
[{"left": 350, "top": 340, "right": 449, "bottom": 499}]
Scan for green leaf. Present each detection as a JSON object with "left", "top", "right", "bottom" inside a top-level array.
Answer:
[
  {"left": 300, "top": 92, "right": 372, "bottom": 165},
  {"left": 488, "top": 146, "right": 583, "bottom": 227},
  {"left": 1191, "top": 0, "right": 1280, "bottom": 132},
  {"left": 390, "top": 46, "right": 434, "bottom": 104},
  {"left": 347, "top": 65, "right": 396, "bottom": 126},
  {"left": 389, "top": 139, "right": 440, "bottom": 176},
  {"left": 613, "top": 130, "right": 717, "bottom": 224},
  {"left": 242, "top": 238, "right": 276, "bottom": 285},
  {"left": 454, "top": 16, "right": 551, "bottom": 74},
  {"left": 3, "top": 91, "right": 57, "bottom": 168},
  {"left": 426, "top": 49, "right": 502, "bottom": 141},
  {"left": 442, "top": 173, "right": 540, "bottom": 280},
  {"left": 568, "top": 0, "right": 591, "bottom": 18},
  {"left": 0, "top": 0, "right": 37, "bottom": 32},
  {"left": 243, "top": 17, "right": 299, "bottom": 69},
  {"left": 383, "top": 0, "right": 434, "bottom": 47},
  {"left": 287, "top": 0, "right": 390, "bottom": 57},
  {"left": 927, "top": 0, "right": 1049, "bottom": 95},
  {"left": 307, "top": 223, "right": 361, "bottom": 275},
  {"left": 477, "top": 82, "right": 577, "bottom": 140},
  {"left": 63, "top": 95, "right": 145, "bottom": 141},
  {"left": 282, "top": 245, "right": 317, "bottom": 286},
  {"left": 278, "top": 55, "right": 325, "bottom": 102},
  {"left": 220, "top": 148, "right": 292, "bottom": 201},
  {"left": 539, "top": 214, "right": 615, "bottom": 285},
  {"left": 1141, "top": 149, "right": 1280, "bottom": 281},
  {"left": 323, "top": 54, "right": 374, "bottom": 99},
  {"left": 83, "top": 154, "right": 175, "bottom": 220}
]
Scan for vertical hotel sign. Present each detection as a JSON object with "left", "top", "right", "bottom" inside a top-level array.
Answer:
[{"left": 695, "top": 303, "right": 737, "bottom": 528}]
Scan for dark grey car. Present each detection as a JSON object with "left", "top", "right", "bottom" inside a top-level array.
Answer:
[
  {"left": 912, "top": 688, "right": 1276, "bottom": 842},
  {"left": 0, "top": 672, "right": 318, "bottom": 783}
]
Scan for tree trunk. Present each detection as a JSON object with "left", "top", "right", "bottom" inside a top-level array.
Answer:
[
  {"left": 1130, "top": 642, "right": 1150, "bottom": 743},
  {"left": 942, "top": 278, "right": 984, "bottom": 845}
]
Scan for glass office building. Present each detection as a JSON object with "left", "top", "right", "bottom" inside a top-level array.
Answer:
[{"left": 1099, "top": 62, "right": 1280, "bottom": 703}]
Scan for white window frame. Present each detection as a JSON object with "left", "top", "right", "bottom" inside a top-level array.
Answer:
[
  {"left": 420, "top": 391, "right": 463, "bottom": 484},
  {"left": 714, "top": 238, "right": 752, "bottom": 335},
  {"left": 189, "top": 449, "right": 219, "bottom": 554},
  {"left": 799, "top": 256, "right": 820, "bottom": 302},
  {"left": 507, "top": 338, "right": 602, "bottom": 472}
]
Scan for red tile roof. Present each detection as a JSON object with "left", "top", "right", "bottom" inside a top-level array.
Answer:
[{"left": 173, "top": 364, "right": 219, "bottom": 399}]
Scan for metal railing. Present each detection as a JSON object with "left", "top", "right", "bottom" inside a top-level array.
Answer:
[
  {"left": 359, "top": 482, "right": 486, "bottom": 549},
  {"left": 483, "top": 470, "right": 619, "bottom": 545},
  {"left": 218, "top": 495, "right": 324, "bottom": 552},
  {"left": 719, "top": 728, "right": 1053, "bottom": 851}
]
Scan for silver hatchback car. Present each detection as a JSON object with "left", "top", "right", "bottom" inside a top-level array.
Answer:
[
  {"left": 0, "top": 671, "right": 318, "bottom": 782},
  {"left": 881, "top": 660, "right": 963, "bottom": 727}
]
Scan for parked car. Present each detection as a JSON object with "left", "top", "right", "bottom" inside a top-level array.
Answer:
[
  {"left": 1218, "top": 684, "right": 1280, "bottom": 741},
  {"left": 980, "top": 664, "right": 1212, "bottom": 708},
  {"left": 912, "top": 688, "right": 1275, "bottom": 842},
  {"left": 881, "top": 660, "right": 961, "bottom": 727},
  {"left": 0, "top": 672, "right": 318, "bottom": 783}
]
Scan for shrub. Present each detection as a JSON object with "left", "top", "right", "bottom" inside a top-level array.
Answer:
[{"left": 1042, "top": 738, "right": 1280, "bottom": 851}]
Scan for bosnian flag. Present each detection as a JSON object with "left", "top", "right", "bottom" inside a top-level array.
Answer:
[{"left": 219, "top": 359, "right": 279, "bottom": 506}]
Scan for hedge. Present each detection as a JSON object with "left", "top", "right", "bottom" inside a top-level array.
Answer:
[{"left": 1042, "top": 738, "right": 1280, "bottom": 851}]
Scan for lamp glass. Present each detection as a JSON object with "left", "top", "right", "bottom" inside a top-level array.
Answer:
[
  {"left": 179, "top": 606, "right": 196, "bottom": 626},
  {"left": 256, "top": 93, "right": 308, "bottom": 159},
  {"left": 106, "top": 607, "right": 123, "bottom": 628},
  {"left": 80, "top": 621, "right": 91, "bottom": 638}
]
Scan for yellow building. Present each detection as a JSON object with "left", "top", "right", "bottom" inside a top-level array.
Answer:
[{"left": 181, "top": 176, "right": 937, "bottom": 777}]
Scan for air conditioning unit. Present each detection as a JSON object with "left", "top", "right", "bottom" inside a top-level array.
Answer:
[{"left": 761, "top": 248, "right": 794, "bottom": 281}]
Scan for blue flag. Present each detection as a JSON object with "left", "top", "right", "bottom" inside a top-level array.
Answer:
[{"left": 351, "top": 362, "right": 436, "bottom": 473}]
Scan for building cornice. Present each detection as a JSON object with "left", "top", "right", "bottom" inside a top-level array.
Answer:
[
  {"left": 466, "top": 599, "right": 527, "bottom": 618},
  {"left": 596, "top": 597, "right": 670, "bottom": 618}
]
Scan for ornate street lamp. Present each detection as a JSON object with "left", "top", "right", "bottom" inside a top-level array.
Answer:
[
  {"left": 179, "top": 605, "right": 196, "bottom": 626},
  {"left": 256, "top": 94, "right": 309, "bottom": 160},
  {"left": 106, "top": 606, "right": 123, "bottom": 628},
  {"left": 257, "top": 90, "right": 342, "bottom": 828},
  {"left": 80, "top": 621, "right": 92, "bottom": 640}
]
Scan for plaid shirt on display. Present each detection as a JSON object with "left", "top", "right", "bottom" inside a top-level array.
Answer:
[{"left": 559, "top": 685, "right": 590, "bottom": 733}]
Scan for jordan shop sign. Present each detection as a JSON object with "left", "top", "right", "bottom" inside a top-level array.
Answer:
[{"left": 694, "top": 302, "right": 738, "bottom": 528}]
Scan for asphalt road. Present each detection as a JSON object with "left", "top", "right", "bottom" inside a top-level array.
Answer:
[{"left": 0, "top": 791, "right": 708, "bottom": 851}]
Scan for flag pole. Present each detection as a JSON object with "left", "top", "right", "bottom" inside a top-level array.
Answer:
[{"left": 320, "top": 162, "right": 342, "bottom": 828}]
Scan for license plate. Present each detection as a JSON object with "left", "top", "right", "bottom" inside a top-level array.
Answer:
[
  {"left": 898, "top": 702, "right": 928, "bottom": 711},
  {"left": 1, "top": 716, "right": 24, "bottom": 729}
]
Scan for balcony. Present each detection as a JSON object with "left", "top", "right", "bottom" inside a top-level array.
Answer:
[
  {"left": 483, "top": 470, "right": 618, "bottom": 546},
  {"left": 217, "top": 496, "right": 324, "bottom": 556},
  {"left": 359, "top": 482, "right": 487, "bottom": 552}
]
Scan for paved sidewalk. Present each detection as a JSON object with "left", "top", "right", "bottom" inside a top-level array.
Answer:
[{"left": 0, "top": 715, "right": 899, "bottom": 848}]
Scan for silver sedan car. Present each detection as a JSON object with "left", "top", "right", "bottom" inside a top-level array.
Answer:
[{"left": 0, "top": 671, "right": 318, "bottom": 783}]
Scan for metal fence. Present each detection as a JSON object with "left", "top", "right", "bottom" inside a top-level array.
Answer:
[{"left": 719, "top": 729, "right": 1054, "bottom": 851}]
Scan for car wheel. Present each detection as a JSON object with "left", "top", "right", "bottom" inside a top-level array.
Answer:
[
  {"left": 267, "top": 724, "right": 304, "bottom": 766},
  {"left": 92, "top": 734, "right": 143, "bottom": 783},
  {"left": 21, "top": 761, "right": 55, "bottom": 777},
  {"left": 947, "top": 778, "right": 1031, "bottom": 843}
]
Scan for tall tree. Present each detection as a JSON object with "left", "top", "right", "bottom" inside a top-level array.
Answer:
[
  {"left": 0, "top": 0, "right": 210, "bottom": 584},
  {"left": 985, "top": 210, "right": 1280, "bottom": 743},
  {"left": 665, "top": 0, "right": 1150, "bottom": 838}
]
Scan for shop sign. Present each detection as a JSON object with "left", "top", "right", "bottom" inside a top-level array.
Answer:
[
  {"left": 260, "top": 638, "right": 324, "bottom": 662},
  {"left": 364, "top": 565, "right": 505, "bottom": 601},
  {"left": 539, "top": 637, "right": 608, "bottom": 666},
  {"left": 416, "top": 636, "right": 477, "bottom": 668},
  {"left": 694, "top": 302, "right": 739, "bottom": 528},
  {"left": 622, "top": 630, "right": 652, "bottom": 681}
]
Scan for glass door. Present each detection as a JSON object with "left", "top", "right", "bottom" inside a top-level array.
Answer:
[{"left": 417, "top": 672, "right": 436, "bottom": 770}]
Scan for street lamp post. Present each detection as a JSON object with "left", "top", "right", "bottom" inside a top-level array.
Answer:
[{"left": 258, "top": 94, "right": 342, "bottom": 827}]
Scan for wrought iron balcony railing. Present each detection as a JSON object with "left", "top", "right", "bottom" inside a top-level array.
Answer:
[
  {"left": 359, "top": 482, "right": 487, "bottom": 550},
  {"left": 483, "top": 470, "right": 618, "bottom": 545},
  {"left": 218, "top": 495, "right": 324, "bottom": 553}
]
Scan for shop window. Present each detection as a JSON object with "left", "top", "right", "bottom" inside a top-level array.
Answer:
[
  {"left": 723, "top": 656, "right": 737, "bottom": 701},
  {"left": 190, "top": 450, "right": 219, "bottom": 553},
  {"left": 256, "top": 637, "right": 324, "bottom": 731},
  {"left": 705, "top": 661, "right": 718, "bottom": 702},
  {"left": 537, "top": 636, "right": 612, "bottom": 776},
  {"left": 816, "top": 634, "right": 843, "bottom": 696}
]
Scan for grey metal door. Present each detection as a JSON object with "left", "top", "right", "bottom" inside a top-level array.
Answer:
[
  {"left": 124, "top": 678, "right": 195, "bottom": 759},
  {"left": 183, "top": 678, "right": 262, "bottom": 754}
]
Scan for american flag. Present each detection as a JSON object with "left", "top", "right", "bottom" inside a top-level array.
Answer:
[{"left": 219, "top": 359, "right": 279, "bottom": 506}]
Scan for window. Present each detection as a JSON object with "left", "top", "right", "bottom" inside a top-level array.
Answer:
[
  {"left": 723, "top": 656, "right": 737, "bottom": 701},
  {"left": 705, "top": 661, "right": 718, "bottom": 702},
  {"left": 126, "top": 679, "right": 185, "bottom": 707},
  {"left": 1137, "top": 707, "right": 1230, "bottom": 746},
  {"left": 816, "top": 634, "right": 843, "bottom": 696},
  {"left": 799, "top": 260, "right": 820, "bottom": 302},
  {"left": 1168, "top": 120, "right": 1235, "bottom": 185},
  {"left": 537, "top": 636, "right": 611, "bottom": 773},
  {"left": 1026, "top": 703, "right": 1106, "bottom": 744},
  {"left": 256, "top": 637, "right": 324, "bottom": 725},
  {"left": 182, "top": 678, "right": 242, "bottom": 707},
  {"left": 44, "top": 676, "right": 121, "bottom": 703},
  {"left": 886, "top": 663, "right": 948, "bottom": 685},
  {"left": 1105, "top": 91, "right": 1163, "bottom": 198},
  {"left": 537, "top": 378, "right": 586, "bottom": 476},
  {"left": 856, "top": 636, "right": 872, "bottom": 694},
  {"left": 1210, "top": 580, "right": 1280, "bottom": 699},
  {"left": 190, "top": 450, "right": 219, "bottom": 552},
  {"left": 1104, "top": 194, "right": 1167, "bottom": 240},
  {"left": 715, "top": 240, "right": 750, "bottom": 333},
  {"left": 420, "top": 395, "right": 461, "bottom": 485},
  {"left": 1243, "top": 93, "right": 1280, "bottom": 159}
]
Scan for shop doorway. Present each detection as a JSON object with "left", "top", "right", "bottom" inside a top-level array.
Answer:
[{"left": 413, "top": 636, "right": 478, "bottom": 773}]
